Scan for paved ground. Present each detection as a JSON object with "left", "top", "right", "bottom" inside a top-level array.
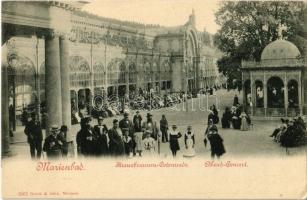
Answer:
[{"left": 6, "top": 89, "right": 306, "bottom": 159}]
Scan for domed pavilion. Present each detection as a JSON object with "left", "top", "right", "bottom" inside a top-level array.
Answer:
[{"left": 241, "top": 38, "right": 307, "bottom": 117}]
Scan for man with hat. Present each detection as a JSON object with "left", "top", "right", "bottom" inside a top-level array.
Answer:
[
  {"left": 93, "top": 116, "right": 109, "bottom": 156},
  {"left": 76, "top": 116, "right": 93, "bottom": 156},
  {"left": 133, "top": 111, "right": 142, "bottom": 132},
  {"left": 108, "top": 119, "right": 125, "bottom": 156},
  {"left": 133, "top": 111, "right": 143, "bottom": 156},
  {"left": 142, "top": 113, "right": 158, "bottom": 140},
  {"left": 83, "top": 116, "right": 97, "bottom": 156},
  {"left": 119, "top": 112, "right": 135, "bottom": 155},
  {"left": 160, "top": 115, "right": 169, "bottom": 143},
  {"left": 24, "top": 113, "right": 43, "bottom": 159},
  {"left": 43, "top": 125, "right": 63, "bottom": 159}
]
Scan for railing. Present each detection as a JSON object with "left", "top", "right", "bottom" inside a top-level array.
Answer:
[
  {"left": 242, "top": 57, "right": 307, "bottom": 68},
  {"left": 267, "top": 108, "right": 285, "bottom": 117}
]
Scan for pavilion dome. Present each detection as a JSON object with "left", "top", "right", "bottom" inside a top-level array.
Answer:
[{"left": 261, "top": 39, "right": 301, "bottom": 61}]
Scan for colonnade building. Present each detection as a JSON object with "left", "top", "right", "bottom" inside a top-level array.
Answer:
[{"left": 2, "top": 1, "right": 221, "bottom": 155}]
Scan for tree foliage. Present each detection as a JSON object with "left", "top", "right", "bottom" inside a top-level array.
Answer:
[{"left": 214, "top": 1, "right": 306, "bottom": 89}]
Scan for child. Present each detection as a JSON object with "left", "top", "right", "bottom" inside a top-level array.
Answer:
[
  {"left": 122, "top": 129, "right": 133, "bottom": 157},
  {"left": 183, "top": 126, "right": 195, "bottom": 157},
  {"left": 142, "top": 131, "right": 156, "bottom": 157},
  {"left": 168, "top": 125, "right": 182, "bottom": 157}
]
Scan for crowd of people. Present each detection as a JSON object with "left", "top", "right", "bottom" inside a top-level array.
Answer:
[
  {"left": 270, "top": 117, "right": 307, "bottom": 151},
  {"left": 24, "top": 109, "right": 228, "bottom": 160},
  {"left": 220, "top": 95, "right": 251, "bottom": 131},
  {"left": 24, "top": 113, "right": 74, "bottom": 159}
]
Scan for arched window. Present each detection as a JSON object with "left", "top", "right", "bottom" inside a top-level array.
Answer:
[
  {"left": 267, "top": 77, "right": 284, "bottom": 108},
  {"left": 255, "top": 80, "right": 264, "bottom": 108},
  {"left": 161, "top": 60, "right": 171, "bottom": 80},
  {"left": 128, "top": 62, "right": 137, "bottom": 83},
  {"left": 152, "top": 61, "right": 159, "bottom": 81},
  {"left": 144, "top": 61, "right": 151, "bottom": 81},
  {"left": 107, "top": 58, "right": 125, "bottom": 85},
  {"left": 93, "top": 61, "right": 105, "bottom": 87},
  {"left": 288, "top": 80, "right": 298, "bottom": 108},
  {"left": 118, "top": 62, "right": 126, "bottom": 84},
  {"left": 7, "top": 54, "right": 36, "bottom": 109},
  {"left": 69, "top": 56, "right": 90, "bottom": 88},
  {"left": 244, "top": 80, "right": 251, "bottom": 106}
]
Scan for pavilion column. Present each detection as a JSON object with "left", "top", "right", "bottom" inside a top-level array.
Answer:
[
  {"left": 2, "top": 64, "right": 11, "bottom": 157},
  {"left": 264, "top": 82, "right": 267, "bottom": 117},
  {"left": 45, "top": 33, "right": 62, "bottom": 135},
  {"left": 298, "top": 80, "right": 302, "bottom": 115},
  {"left": 284, "top": 84, "right": 288, "bottom": 117},
  {"left": 88, "top": 89, "right": 93, "bottom": 115},
  {"left": 75, "top": 90, "right": 79, "bottom": 111},
  {"left": 242, "top": 80, "right": 246, "bottom": 108},
  {"left": 60, "top": 36, "right": 71, "bottom": 129},
  {"left": 78, "top": 89, "right": 85, "bottom": 110},
  {"left": 250, "top": 81, "right": 254, "bottom": 116}
]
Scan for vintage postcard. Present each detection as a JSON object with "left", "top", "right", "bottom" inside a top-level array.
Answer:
[{"left": 1, "top": 0, "right": 306, "bottom": 199}]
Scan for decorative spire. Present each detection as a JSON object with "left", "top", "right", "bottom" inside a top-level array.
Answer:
[{"left": 189, "top": 8, "right": 196, "bottom": 26}]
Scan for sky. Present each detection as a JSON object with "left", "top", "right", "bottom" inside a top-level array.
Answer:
[{"left": 82, "top": 0, "right": 221, "bottom": 34}]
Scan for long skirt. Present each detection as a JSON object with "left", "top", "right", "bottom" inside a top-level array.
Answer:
[
  {"left": 183, "top": 138, "right": 195, "bottom": 157},
  {"left": 134, "top": 132, "right": 144, "bottom": 151},
  {"left": 169, "top": 139, "right": 180, "bottom": 151},
  {"left": 241, "top": 118, "right": 249, "bottom": 131}
]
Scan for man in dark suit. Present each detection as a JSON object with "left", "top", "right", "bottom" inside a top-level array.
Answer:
[
  {"left": 142, "top": 113, "right": 158, "bottom": 140},
  {"left": 133, "top": 111, "right": 142, "bottom": 132},
  {"left": 119, "top": 112, "right": 135, "bottom": 155},
  {"left": 43, "top": 125, "right": 63, "bottom": 159},
  {"left": 93, "top": 116, "right": 109, "bottom": 156},
  {"left": 76, "top": 116, "right": 95, "bottom": 156},
  {"left": 108, "top": 119, "right": 125, "bottom": 156},
  {"left": 24, "top": 114, "right": 43, "bottom": 159}
]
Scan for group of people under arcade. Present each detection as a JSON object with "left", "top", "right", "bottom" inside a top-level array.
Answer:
[{"left": 270, "top": 116, "right": 307, "bottom": 152}]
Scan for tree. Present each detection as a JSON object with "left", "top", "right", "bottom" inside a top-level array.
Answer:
[{"left": 214, "top": 1, "right": 306, "bottom": 89}]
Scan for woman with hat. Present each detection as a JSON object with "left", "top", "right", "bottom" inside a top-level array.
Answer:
[
  {"left": 43, "top": 125, "right": 63, "bottom": 159},
  {"left": 168, "top": 124, "right": 182, "bottom": 157},
  {"left": 207, "top": 125, "right": 226, "bottom": 159}
]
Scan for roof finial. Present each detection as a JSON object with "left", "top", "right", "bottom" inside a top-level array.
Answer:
[
  {"left": 189, "top": 8, "right": 195, "bottom": 26},
  {"left": 277, "top": 22, "right": 287, "bottom": 40}
]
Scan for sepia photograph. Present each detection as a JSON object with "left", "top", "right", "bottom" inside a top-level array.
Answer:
[{"left": 1, "top": 0, "right": 307, "bottom": 199}]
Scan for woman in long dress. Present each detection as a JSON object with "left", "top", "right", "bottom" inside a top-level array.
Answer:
[
  {"left": 169, "top": 125, "right": 182, "bottom": 157},
  {"left": 207, "top": 125, "right": 226, "bottom": 159},
  {"left": 240, "top": 112, "right": 249, "bottom": 131},
  {"left": 183, "top": 126, "right": 195, "bottom": 157}
]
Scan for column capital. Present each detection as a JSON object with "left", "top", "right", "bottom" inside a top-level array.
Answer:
[{"left": 45, "top": 29, "right": 70, "bottom": 40}]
